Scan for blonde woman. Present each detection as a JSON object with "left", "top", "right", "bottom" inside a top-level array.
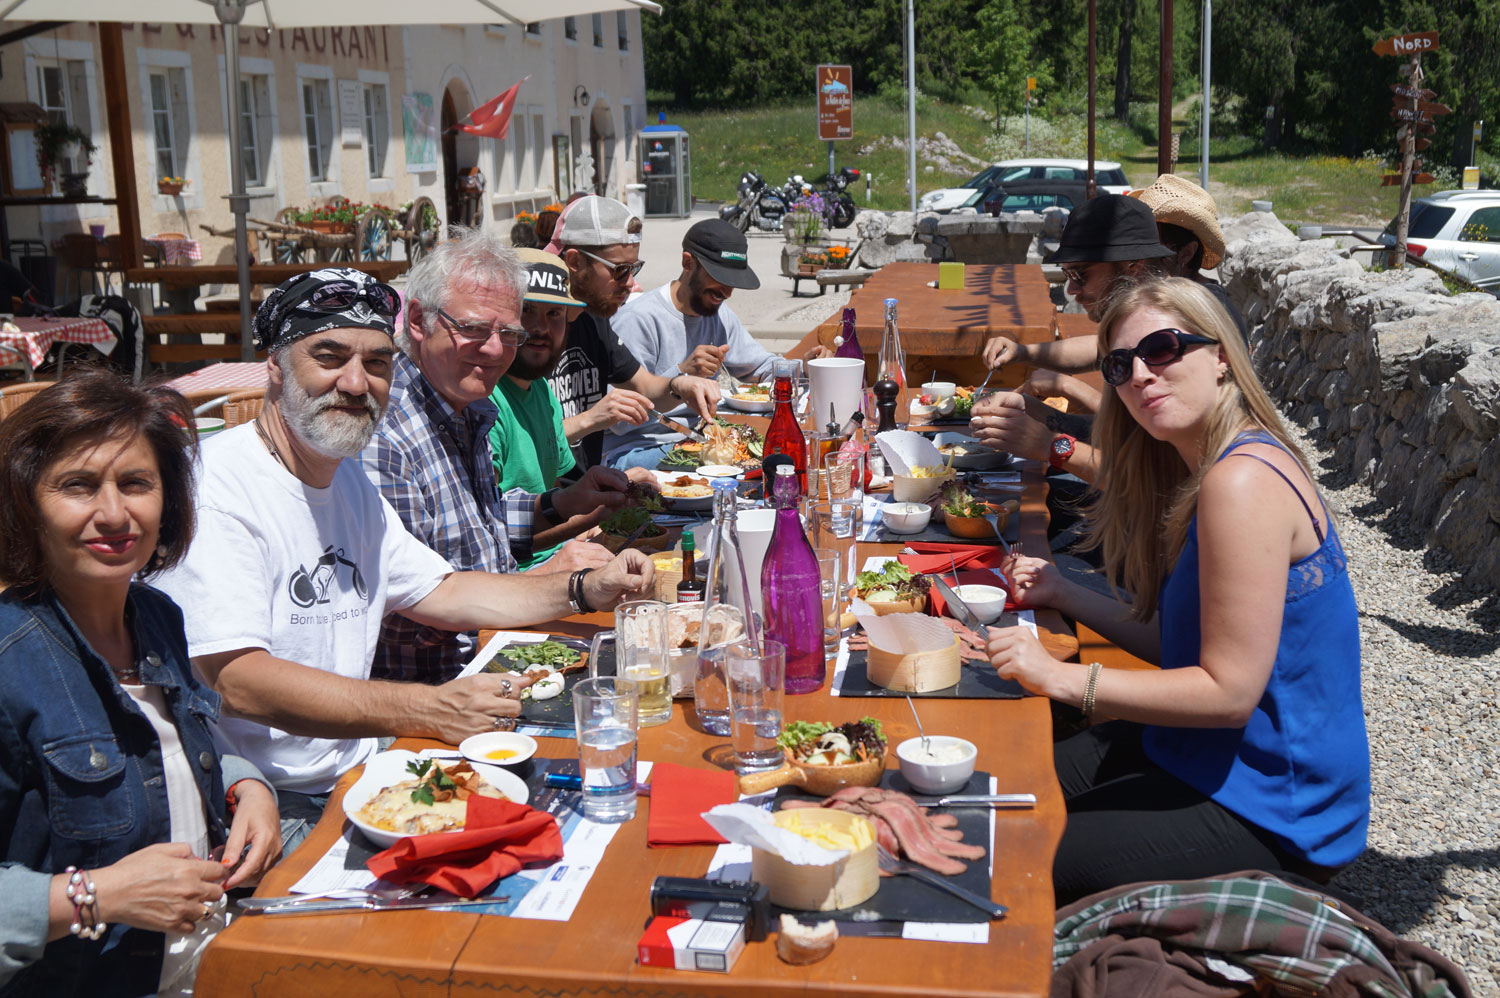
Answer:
[{"left": 988, "top": 277, "right": 1367, "bottom": 905}]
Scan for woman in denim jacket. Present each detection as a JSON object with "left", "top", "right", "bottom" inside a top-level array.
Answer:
[{"left": 0, "top": 372, "right": 281, "bottom": 997}]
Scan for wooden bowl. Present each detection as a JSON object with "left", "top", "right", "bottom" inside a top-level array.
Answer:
[
  {"left": 737, "top": 749, "right": 885, "bottom": 797},
  {"left": 752, "top": 809, "right": 879, "bottom": 911},
  {"left": 867, "top": 634, "right": 961, "bottom": 693},
  {"left": 849, "top": 589, "right": 928, "bottom": 616}
]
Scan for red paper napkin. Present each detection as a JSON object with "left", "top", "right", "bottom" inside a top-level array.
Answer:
[
  {"left": 366, "top": 795, "right": 564, "bottom": 898},
  {"left": 897, "top": 543, "right": 1010, "bottom": 576},
  {"left": 926, "top": 567, "right": 1020, "bottom": 620},
  {"left": 646, "top": 761, "right": 737, "bottom": 847}
]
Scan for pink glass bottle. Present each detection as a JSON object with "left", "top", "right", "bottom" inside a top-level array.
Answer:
[
  {"left": 833, "top": 307, "right": 864, "bottom": 363},
  {"left": 761, "top": 465, "right": 826, "bottom": 694}
]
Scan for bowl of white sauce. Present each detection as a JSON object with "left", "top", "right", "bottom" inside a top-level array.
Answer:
[{"left": 896, "top": 735, "right": 978, "bottom": 794}]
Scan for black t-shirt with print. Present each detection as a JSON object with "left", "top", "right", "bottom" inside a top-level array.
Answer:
[{"left": 546, "top": 309, "right": 642, "bottom": 469}]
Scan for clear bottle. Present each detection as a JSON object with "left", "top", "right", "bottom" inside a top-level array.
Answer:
[
  {"left": 694, "top": 479, "right": 759, "bottom": 735},
  {"left": 760, "top": 465, "right": 826, "bottom": 695},
  {"left": 676, "top": 532, "right": 704, "bottom": 604},
  {"left": 877, "top": 297, "right": 906, "bottom": 391},
  {"left": 762, "top": 357, "right": 808, "bottom": 494}
]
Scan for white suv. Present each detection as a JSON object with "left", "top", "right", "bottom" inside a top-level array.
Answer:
[
  {"left": 1377, "top": 190, "right": 1500, "bottom": 294},
  {"left": 917, "top": 158, "right": 1133, "bottom": 214}
]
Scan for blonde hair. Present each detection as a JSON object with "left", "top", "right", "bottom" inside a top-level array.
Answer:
[{"left": 1084, "top": 277, "right": 1322, "bottom": 620}]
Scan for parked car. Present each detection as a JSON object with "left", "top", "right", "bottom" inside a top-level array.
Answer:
[
  {"left": 1376, "top": 189, "right": 1500, "bottom": 295},
  {"left": 917, "top": 158, "right": 1132, "bottom": 214}
]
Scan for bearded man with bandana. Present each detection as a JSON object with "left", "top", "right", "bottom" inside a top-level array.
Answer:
[{"left": 154, "top": 268, "right": 654, "bottom": 854}]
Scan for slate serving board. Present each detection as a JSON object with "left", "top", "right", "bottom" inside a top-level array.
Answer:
[
  {"left": 480, "top": 635, "right": 608, "bottom": 726},
  {"left": 869, "top": 505, "right": 1021, "bottom": 547},
  {"left": 835, "top": 646, "right": 1025, "bottom": 700},
  {"left": 769, "top": 770, "right": 998, "bottom": 925}
]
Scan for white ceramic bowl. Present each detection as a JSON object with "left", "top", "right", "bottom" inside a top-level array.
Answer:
[
  {"left": 921, "top": 381, "right": 957, "bottom": 401},
  {"left": 458, "top": 731, "right": 538, "bottom": 767},
  {"left": 194, "top": 417, "right": 226, "bottom": 436},
  {"left": 723, "top": 393, "right": 775, "bottom": 414},
  {"left": 343, "top": 750, "right": 531, "bottom": 848},
  {"left": 892, "top": 469, "right": 954, "bottom": 503},
  {"left": 896, "top": 736, "right": 978, "bottom": 795},
  {"left": 881, "top": 502, "right": 932, "bottom": 534},
  {"left": 695, "top": 464, "right": 744, "bottom": 480},
  {"left": 950, "top": 584, "right": 1007, "bottom": 624}
]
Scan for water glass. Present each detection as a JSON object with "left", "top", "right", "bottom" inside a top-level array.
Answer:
[
  {"left": 812, "top": 548, "right": 843, "bottom": 649},
  {"left": 822, "top": 450, "right": 865, "bottom": 506},
  {"left": 809, "top": 499, "right": 860, "bottom": 588},
  {"left": 588, "top": 600, "right": 672, "bottom": 727},
  {"left": 572, "top": 677, "right": 640, "bottom": 823},
  {"left": 693, "top": 603, "right": 748, "bottom": 736},
  {"left": 727, "top": 639, "right": 786, "bottom": 774}
]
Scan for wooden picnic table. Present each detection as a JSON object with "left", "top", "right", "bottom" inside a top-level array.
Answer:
[
  {"left": 123, "top": 260, "right": 408, "bottom": 290},
  {"left": 194, "top": 458, "right": 1075, "bottom": 998}
]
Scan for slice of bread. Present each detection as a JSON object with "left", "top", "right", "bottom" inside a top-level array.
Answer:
[{"left": 775, "top": 914, "right": 838, "bottom": 965}]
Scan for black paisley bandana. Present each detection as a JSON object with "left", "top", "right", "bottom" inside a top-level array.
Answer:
[{"left": 253, "top": 267, "right": 400, "bottom": 351}]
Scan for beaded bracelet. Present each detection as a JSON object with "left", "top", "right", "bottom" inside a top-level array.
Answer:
[{"left": 64, "top": 866, "right": 106, "bottom": 940}]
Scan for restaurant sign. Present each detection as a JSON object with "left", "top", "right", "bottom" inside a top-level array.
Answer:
[{"left": 817, "top": 65, "right": 853, "bottom": 141}]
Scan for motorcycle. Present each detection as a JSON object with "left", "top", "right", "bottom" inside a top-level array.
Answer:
[
  {"left": 719, "top": 170, "right": 791, "bottom": 233},
  {"left": 819, "top": 166, "right": 861, "bottom": 229}
]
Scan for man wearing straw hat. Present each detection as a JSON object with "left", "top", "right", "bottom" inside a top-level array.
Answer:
[{"left": 1131, "top": 173, "right": 1247, "bottom": 338}]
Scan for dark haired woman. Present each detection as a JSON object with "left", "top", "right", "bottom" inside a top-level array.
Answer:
[{"left": 0, "top": 369, "right": 280, "bottom": 997}]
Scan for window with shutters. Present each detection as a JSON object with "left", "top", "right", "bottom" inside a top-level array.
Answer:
[
  {"left": 301, "top": 77, "right": 335, "bottom": 182},
  {"left": 364, "top": 82, "right": 390, "bottom": 178},
  {"left": 147, "top": 67, "right": 190, "bottom": 181}
]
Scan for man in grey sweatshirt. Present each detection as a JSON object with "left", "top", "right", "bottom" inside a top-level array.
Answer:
[{"left": 603, "top": 219, "right": 779, "bottom": 469}]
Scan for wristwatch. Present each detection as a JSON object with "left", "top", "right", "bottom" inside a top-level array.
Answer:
[
  {"left": 538, "top": 488, "right": 560, "bottom": 523},
  {"left": 1048, "top": 434, "right": 1076, "bottom": 469}
]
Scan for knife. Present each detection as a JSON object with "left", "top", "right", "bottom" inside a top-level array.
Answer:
[
  {"left": 649, "top": 408, "right": 706, "bottom": 443},
  {"left": 908, "top": 793, "right": 1036, "bottom": 808},
  {"left": 248, "top": 894, "right": 510, "bottom": 916},
  {"left": 931, "top": 575, "right": 989, "bottom": 641}
]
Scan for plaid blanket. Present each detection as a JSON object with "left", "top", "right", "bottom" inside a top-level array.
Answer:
[{"left": 1054, "top": 872, "right": 1469, "bottom": 998}]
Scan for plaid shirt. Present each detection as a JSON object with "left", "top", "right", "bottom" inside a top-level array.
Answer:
[{"left": 361, "top": 353, "right": 537, "bottom": 683}]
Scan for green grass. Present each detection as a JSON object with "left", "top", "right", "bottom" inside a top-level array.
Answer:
[{"left": 666, "top": 95, "right": 1152, "bottom": 210}]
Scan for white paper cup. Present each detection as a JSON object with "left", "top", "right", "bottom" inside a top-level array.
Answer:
[
  {"left": 691, "top": 509, "right": 776, "bottom": 612},
  {"left": 808, "top": 357, "right": 866, "bottom": 430}
]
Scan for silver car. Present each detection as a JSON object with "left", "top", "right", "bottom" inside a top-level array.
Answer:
[{"left": 1377, "top": 190, "right": 1500, "bottom": 294}]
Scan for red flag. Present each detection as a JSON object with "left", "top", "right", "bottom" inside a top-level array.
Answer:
[{"left": 452, "top": 77, "right": 529, "bottom": 139}]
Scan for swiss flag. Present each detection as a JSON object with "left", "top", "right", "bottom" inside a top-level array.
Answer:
[{"left": 452, "top": 77, "right": 529, "bottom": 139}]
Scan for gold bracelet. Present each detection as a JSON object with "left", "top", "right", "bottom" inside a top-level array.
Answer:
[{"left": 1081, "top": 662, "right": 1103, "bottom": 720}]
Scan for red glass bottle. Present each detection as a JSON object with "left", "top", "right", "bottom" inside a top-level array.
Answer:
[{"left": 762, "top": 357, "right": 807, "bottom": 494}]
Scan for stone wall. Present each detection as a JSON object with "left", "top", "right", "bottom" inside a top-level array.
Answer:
[
  {"left": 1219, "top": 212, "right": 1500, "bottom": 588},
  {"left": 851, "top": 209, "right": 1044, "bottom": 268}
]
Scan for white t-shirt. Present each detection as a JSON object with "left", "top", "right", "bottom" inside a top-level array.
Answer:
[{"left": 154, "top": 423, "right": 452, "bottom": 793}]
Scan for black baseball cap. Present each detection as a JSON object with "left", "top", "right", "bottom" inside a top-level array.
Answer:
[
  {"left": 1049, "top": 194, "right": 1174, "bottom": 264},
  {"left": 683, "top": 219, "right": 760, "bottom": 290}
]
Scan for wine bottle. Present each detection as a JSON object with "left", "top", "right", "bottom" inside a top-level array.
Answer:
[{"left": 760, "top": 466, "right": 826, "bottom": 694}]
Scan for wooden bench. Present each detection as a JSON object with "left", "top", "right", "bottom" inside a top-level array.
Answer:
[{"left": 141, "top": 314, "right": 264, "bottom": 366}]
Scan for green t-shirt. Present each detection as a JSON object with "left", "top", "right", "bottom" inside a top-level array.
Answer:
[{"left": 489, "top": 376, "right": 576, "bottom": 568}]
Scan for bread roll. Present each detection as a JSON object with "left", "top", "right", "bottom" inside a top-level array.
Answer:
[{"left": 776, "top": 914, "right": 838, "bottom": 965}]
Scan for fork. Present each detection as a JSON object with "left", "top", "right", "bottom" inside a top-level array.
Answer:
[{"left": 874, "top": 845, "right": 1007, "bottom": 919}]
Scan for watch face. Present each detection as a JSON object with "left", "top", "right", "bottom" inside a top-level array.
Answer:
[{"left": 1052, "top": 436, "right": 1072, "bottom": 456}]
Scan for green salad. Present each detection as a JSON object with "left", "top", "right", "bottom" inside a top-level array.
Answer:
[
  {"left": 852, "top": 561, "right": 931, "bottom": 603},
  {"left": 484, "top": 639, "right": 581, "bottom": 673}
]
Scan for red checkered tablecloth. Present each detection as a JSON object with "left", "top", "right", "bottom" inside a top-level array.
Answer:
[
  {"left": 0, "top": 316, "right": 117, "bottom": 369},
  {"left": 144, "top": 237, "right": 204, "bottom": 266},
  {"left": 164, "top": 362, "right": 268, "bottom": 392}
]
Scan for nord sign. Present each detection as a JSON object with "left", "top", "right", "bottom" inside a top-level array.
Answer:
[{"left": 1373, "top": 31, "right": 1439, "bottom": 57}]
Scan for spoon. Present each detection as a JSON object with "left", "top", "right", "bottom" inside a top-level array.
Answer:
[{"left": 904, "top": 694, "right": 930, "bottom": 755}]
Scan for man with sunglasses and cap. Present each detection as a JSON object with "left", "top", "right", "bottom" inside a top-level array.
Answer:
[
  {"left": 546, "top": 195, "right": 721, "bottom": 470},
  {"left": 154, "top": 267, "right": 654, "bottom": 852},
  {"left": 603, "top": 218, "right": 784, "bottom": 469}
]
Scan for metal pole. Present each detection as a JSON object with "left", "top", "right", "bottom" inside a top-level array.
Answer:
[
  {"left": 906, "top": 0, "right": 917, "bottom": 212},
  {"left": 1086, "top": 0, "right": 1096, "bottom": 198},
  {"left": 1157, "top": 0, "right": 1174, "bottom": 177},
  {"left": 1025, "top": 97, "right": 1030, "bottom": 154},
  {"left": 219, "top": 1, "right": 254, "bottom": 361},
  {"left": 828, "top": 140, "right": 835, "bottom": 182}
]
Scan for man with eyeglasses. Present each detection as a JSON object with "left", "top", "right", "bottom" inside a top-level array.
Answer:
[
  {"left": 363, "top": 232, "right": 648, "bottom": 684},
  {"left": 547, "top": 196, "right": 721, "bottom": 469},
  {"left": 155, "top": 268, "right": 654, "bottom": 851}
]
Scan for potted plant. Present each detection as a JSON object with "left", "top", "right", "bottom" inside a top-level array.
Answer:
[
  {"left": 35, "top": 121, "right": 97, "bottom": 197},
  {"left": 511, "top": 209, "right": 539, "bottom": 248},
  {"left": 157, "top": 176, "right": 189, "bottom": 196}
]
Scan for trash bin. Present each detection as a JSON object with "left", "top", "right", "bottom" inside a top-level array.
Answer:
[{"left": 626, "top": 183, "right": 646, "bottom": 218}]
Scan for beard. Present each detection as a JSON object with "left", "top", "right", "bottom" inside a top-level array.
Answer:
[
  {"left": 280, "top": 373, "right": 384, "bottom": 458},
  {"left": 507, "top": 337, "right": 566, "bottom": 381},
  {"left": 686, "top": 267, "right": 726, "bottom": 316},
  {"left": 571, "top": 265, "right": 627, "bottom": 317}
]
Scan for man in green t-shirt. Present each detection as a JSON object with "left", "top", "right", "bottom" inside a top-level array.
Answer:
[{"left": 490, "top": 248, "right": 589, "bottom": 568}]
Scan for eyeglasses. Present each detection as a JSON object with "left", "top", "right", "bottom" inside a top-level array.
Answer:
[
  {"left": 1100, "top": 328, "right": 1217, "bottom": 386},
  {"left": 291, "top": 280, "right": 402, "bottom": 317},
  {"left": 1060, "top": 264, "right": 1098, "bottom": 285},
  {"left": 575, "top": 248, "right": 646, "bottom": 282},
  {"left": 435, "top": 307, "right": 529, "bottom": 347}
]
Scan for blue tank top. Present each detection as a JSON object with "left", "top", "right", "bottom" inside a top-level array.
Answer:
[{"left": 1142, "top": 432, "right": 1369, "bottom": 867}]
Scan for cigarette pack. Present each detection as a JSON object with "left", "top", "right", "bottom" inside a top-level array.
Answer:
[{"left": 637, "top": 915, "right": 746, "bottom": 974}]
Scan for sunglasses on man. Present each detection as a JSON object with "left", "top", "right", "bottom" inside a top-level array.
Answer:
[
  {"left": 575, "top": 248, "right": 646, "bottom": 282},
  {"left": 435, "top": 307, "right": 529, "bottom": 347},
  {"left": 1100, "top": 328, "right": 1217, "bottom": 387},
  {"left": 290, "top": 280, "right": 403, "bottom": 318}
]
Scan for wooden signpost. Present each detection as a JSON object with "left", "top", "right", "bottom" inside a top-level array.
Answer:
[{"left": 1374, "top": 30, "right": 1440, "bottom": 268}]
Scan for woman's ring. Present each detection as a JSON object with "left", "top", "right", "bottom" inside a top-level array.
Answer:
[
  {"left": 499, "top": 679, "right": 514, "bottom": 698},
  {"left": 492, "top": 716, "right": 517, "bottom": 732},
  {"left": 197, "top": 901, "right": 214, "bottom": 921}
]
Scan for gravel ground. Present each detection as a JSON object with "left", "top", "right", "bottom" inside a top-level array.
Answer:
[
  {"left": 778, "top": 288, "right": 852, "bottom": 326},
  {"left": 1284, "top": 420, "right": 1500, "bottom": 994}
]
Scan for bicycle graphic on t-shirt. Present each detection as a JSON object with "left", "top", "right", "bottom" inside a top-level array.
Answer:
[{"left": 287, "top": 545, "right": 368, "bottom": 607}]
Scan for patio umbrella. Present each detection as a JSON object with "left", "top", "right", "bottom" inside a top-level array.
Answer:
[{"left": 1, "top": 0, "right": 662, "bottom": 360}]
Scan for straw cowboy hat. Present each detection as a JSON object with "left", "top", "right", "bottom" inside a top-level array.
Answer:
[{"left": 1130, "top": 174, "right": 1226, "bottom": 270}]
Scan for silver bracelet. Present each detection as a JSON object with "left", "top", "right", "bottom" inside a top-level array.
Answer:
[{"left": 1081, "top": 662, "right": 1103, "bottom": 721}]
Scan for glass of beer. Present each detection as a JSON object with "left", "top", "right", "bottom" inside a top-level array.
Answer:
[{"left": 589, "top": 600, "right": 672, "bottom": 726}]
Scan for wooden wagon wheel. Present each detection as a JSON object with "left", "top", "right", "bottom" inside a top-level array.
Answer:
[
  {"left": 355, "top": 209, "right": 393, "bottom": 262},
  {"left": 271, "top": 208, "right": 305, "bottom": 264},
  {"left": 325, "top": 194, "right": 348, "bottom": 210},
  {"left": 405, "top": 196, "right": 440, "bottom": 264}
]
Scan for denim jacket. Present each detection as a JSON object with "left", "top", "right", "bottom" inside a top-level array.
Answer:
[{"left": 0, "top": 584, "right": 266, "bottom": 998}]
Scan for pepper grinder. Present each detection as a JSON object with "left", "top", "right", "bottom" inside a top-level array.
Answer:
[{"left": 872, "top": 374, "right": 899, "bottom": 435}]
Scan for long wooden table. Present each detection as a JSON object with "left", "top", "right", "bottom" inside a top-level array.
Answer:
[{"left": 195, "top": 464, "right": 1075, "bottom": 998}]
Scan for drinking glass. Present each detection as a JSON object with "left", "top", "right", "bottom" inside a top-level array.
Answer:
[
  {"left": 727, "top": 639, "right": 786, "bottom": 774},
  {"left": 812, "top": 547, "right": 843, "bottom": 650},
  {"left": 693, "top": 603, "right": 748, "bottom": 736},
  {"left": 572, "top": 676, "right": 640, "bottom": 823},
  {"left": 809, "top": 499, "right": 860, "bottom": 589},
  {"left": 822, "top": 450, "right": 865, "bottom": 506},
  {"left": 588, "top": 600, "right": 672, "bottom": 727}
]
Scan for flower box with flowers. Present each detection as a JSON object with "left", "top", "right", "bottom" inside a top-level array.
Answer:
[{"left": 157, "top": 177, "right": 189, "bottom": 196}]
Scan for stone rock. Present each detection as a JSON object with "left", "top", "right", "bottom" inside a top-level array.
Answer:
[
  {"left": 915, "top": 212, "right": 942, "bottom": 235},
  {"left": 856, "top": 236, "right": 899, "bottom": 269},
  {"left": 1432, "top": 477, "right": 1494, "bottom": 556},
  {"left": 886, "top": 211, "right": 917, "bottom": 238},
  {"left": 1450, "top": 350, "right": 1500, "bottom": 438},
  {"left": 1220, "top": 210, "right": 1298, "bottom": 248},
  {"left": 855, "top": 210, "right": 889, "bottom": 240},
  {"left": 1041, "top": 206, "right": 1070, "bottom": 239}
]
